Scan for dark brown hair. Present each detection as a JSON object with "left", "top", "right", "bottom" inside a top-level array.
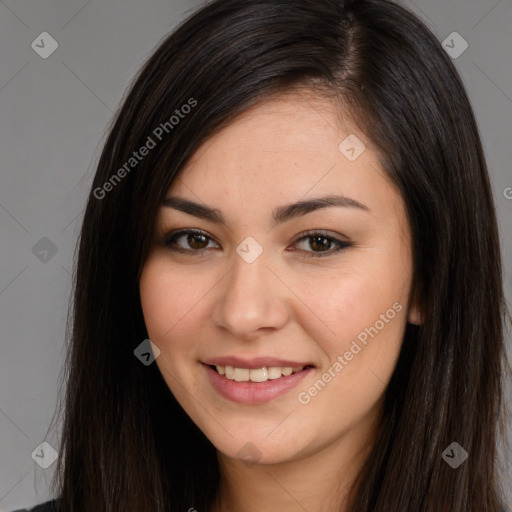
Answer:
[{"left": 49, "top": 0, "right": 510, "bottom": 510}]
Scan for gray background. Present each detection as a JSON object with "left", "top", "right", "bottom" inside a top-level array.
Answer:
[{"left": 1, "top": 0, "right": 511, "bottom": 510}]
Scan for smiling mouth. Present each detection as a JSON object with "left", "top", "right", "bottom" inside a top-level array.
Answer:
[{"left": 209, "top": 364, "right": 314, "bottom": 383}]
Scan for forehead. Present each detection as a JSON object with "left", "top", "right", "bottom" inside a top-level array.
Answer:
[
  {"left": 182, "top": 92, "right": 356, "bottom": 172},
  {"left": 164, "top": 92, "right": 397, "bottom": 221}
]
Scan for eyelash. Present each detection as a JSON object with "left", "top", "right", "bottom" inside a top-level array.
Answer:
[{"left": 161, "top": 229, "right": 352, "bottom": 258}]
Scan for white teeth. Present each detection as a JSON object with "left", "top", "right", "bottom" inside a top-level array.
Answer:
[
  {"left": 249, "top": 367, "right": 268, "bottom": 382},
  {"left": 225, "top": 365, "right": 235, "bottom": 379},
  {"left": 267, "top": 367, "right": 282, "bottom": 379},
  {"left": 234, "top": 368, "right": 250, "bottom": 381},
  {"left": 214, "top": 365, "right": 305, "bottom": 382}
]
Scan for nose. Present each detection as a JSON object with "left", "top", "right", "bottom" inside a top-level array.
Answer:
[{"left": 211, "top": 248, "right": 290, "bottom": 340}]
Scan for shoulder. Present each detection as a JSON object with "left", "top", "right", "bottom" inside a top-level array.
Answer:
[{"left": 10, "top": 499, "right": 59, "bottom": 512}]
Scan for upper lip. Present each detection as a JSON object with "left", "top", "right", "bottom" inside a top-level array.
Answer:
[{"left": 202, "top": 356, "right": 314, "bottom": 369}]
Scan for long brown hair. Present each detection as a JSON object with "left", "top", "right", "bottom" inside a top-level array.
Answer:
[{"left": 49, "top": 0, "right": 510, "bottom": 510}]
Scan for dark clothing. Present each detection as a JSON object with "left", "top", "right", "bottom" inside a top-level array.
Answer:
[
  {"left": 11, "top": 499, "right": 58, "bottom": 512},
  {"left": 11, "top": 498, "right": 510, "bottom": 511}
]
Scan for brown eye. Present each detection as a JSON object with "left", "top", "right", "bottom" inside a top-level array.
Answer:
[
  {"left": 163, "top": 229, "right": 218, "bottom": 254},
  {"left": 308, "top": 236, "right": 333, "bottom": 252},
  {"left": 292, "top": 231, "right": 352, "bottom": 258},
  {"left": 187, "top": 233, "right": 209, "bottom": 249}
]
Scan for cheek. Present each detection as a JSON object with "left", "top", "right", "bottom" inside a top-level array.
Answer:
[
  {"left": 292, "top": 273, "right": 406, "bottom": 435},
  {"left": 139, "top": 255, "right": 210, "bottom": 343},
  {"left": 139, "top": 257, "right": 209, "bottom": 397},
  {"left": 289, "top": 247, "right": 411, "bottom": 378},
  {"left": 296, "top": 270, "right": 406, "bottom": 347}
]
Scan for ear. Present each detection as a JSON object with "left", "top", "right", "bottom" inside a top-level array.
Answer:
[{"left": 407, "top": 291, "right": 423, "bottom": 325}]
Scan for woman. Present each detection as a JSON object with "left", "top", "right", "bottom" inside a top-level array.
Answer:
[{"left": 14, "top": 0, "right": 510, "bottom": 510}]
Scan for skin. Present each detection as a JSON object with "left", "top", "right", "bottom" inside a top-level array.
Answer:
[{"left": 139, "top": 91, "right": 422, "bottom": 512}]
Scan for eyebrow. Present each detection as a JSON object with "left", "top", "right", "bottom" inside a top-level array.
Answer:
[{"left": 161, "top": 194, "right": 369, "bottom": 227}]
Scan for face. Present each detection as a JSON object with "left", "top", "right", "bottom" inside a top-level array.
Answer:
[{"left": 139, "top": 92, "right": 421, "bottom": 466}]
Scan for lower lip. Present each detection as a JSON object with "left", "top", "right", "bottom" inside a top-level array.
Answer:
[{"left": 203, "top": 364, "right": 314, "bottom": 404}]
